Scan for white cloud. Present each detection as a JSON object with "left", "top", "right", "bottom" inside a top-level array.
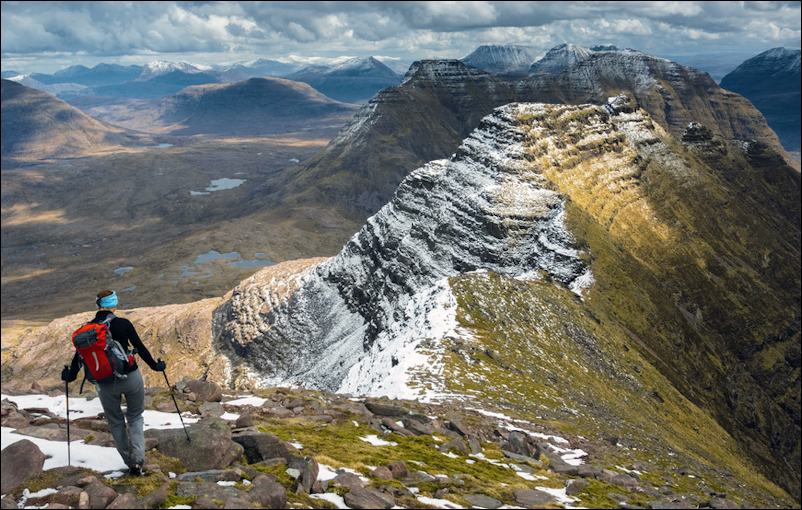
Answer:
[{"left": 1, "top": 1, "right": 799, "bottom": 74}]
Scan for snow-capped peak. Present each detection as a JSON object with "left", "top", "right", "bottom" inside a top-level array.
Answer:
[
  {"left": 137, "top": 60, "right": 204, "bottom": 80},
  {"left": 461, "top": 44, "right": 537, "bottom": 75}
]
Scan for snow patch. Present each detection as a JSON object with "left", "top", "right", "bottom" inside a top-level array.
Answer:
[{"left": 359, "top": 435, "right": 398, "bottom": 447}]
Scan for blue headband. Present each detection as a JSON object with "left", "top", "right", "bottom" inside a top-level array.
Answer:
[{"left": 98, "top": 291, "right": 118, "bottom": 309}]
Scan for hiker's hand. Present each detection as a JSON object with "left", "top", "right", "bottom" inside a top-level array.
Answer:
[
  {"left": 153, "top": 359, "right": 167, "bottom": 372},
  {"left": 61, "top": 366, "right": 76, "bottom": 382}
]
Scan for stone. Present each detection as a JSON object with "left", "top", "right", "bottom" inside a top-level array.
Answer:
[
  {"left": 0, "top": 439, "right": 46, "bottom": 493},
  {"left": 439, "top": 437, "right": 469, "bottom": 455},
  {"left": 75, "top": 475, "right": 100, "bottom": 487},
  {"left": 199, "top": 402, "right": 225, "bottom": 417},
  {"left": 150, "top": 417, "right": 243, "bottom": 470},
  {"left": 648, "top": 502, "right": 688, "bottom": 509},
  {"left": 106, "top": 493, "right": 139, "bottom": 509},
  {"left": 468, "top": 436, "right": 482, "bottom": 454},
  {"left": 232, "top": 431, "right": 292, "bottom": 463},
  {"left": 138, "top": 482, "right": 169, "bottom": 509},
  {"left": 403, "top": 417, "right": 434, "bottom": 435},
  {"left": 577, "top": 464, "right": 604, "bottom": 479},
  {"left": 514, "top": 488, "right": 556, "bottom": 507},
  {"left": 446, "top": 418, "right": 471, "bottom": 437},
  {"left": 77, "top": 491, "right": 90, "bottom": 509},
  {"left": 331, "top": 472, "right": 364, "bottom": 491},
  {"left": 464, "top": 494, "right": 503, "bottom": 509},
  {"left": 84, "top": 480, "right": 117, "bottom": 509},
  {"left": 372, "top": 466, "right": 394, "bottom": 480},
  {"left": 545, "top": 452, "right": 579, "bottom": 476},
  {"left": 250, "top": 474, "right": 286, "bottom": 508},
  {"left": 610, "top": 473, "right": 640, "bottom": 489},
  {"left": 505, "top": 431, "right": 540, "bottom": 459},
  {"left": 387, "top": 460, "right": 409, "bottom": 479},
  {"left": 185, "top": 380, "right": 223, "bottom": 402},
  {"left": 0, "top": 497, "right": 14, "bottom": 510},
  {"left": 364, "top": 402, "right": 409, "bottom": 417},
  {"left": 177, "top": 469, "right": 242, "bottom": 482},
  {"left": 566, "top": 478, "right": 590, "bottom": 495},
  {"left": 414, "top": 470, "right": 437, "bottom": 482},
  {"left": 49, "top": 486, "right": 84, "bottom": 507},
  {"left": 295, "top": 457, "right": 319, "bottom": 494},
  {"left": 1, "top": 411, "right": 30, "bottom": 428},
  {"left": 344, "top": 486, "right": 395, "bottom": 509},
  {"left": 235, "top": 413, "right": 253, "bottom": 428},
  {"left": 709, "top": 498, "right": 740, "bottom": 509},
  {"left": 224, "top": 496, "right": 254, "bottom": 509}
]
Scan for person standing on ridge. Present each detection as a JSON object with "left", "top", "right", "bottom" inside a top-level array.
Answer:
[{"left": 61, "top": 289, "right": 166, "bottom": 476}]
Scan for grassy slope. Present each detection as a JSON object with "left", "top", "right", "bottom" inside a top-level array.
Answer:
[{"left": 439, "top": 104, "right": 800, "bottom": 499}]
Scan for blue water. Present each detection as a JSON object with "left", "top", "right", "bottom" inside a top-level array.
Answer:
[{"left": 190, "top": 178, "right": 246, "bottom": 196}]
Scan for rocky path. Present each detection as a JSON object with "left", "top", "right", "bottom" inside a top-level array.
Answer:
[{"left": 1, "top": 379, "right": 753, "bottom": 509}]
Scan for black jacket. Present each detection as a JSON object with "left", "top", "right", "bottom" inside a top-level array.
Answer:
[{"left": 66, "top": 310, "right": 158, "bottom": 380}]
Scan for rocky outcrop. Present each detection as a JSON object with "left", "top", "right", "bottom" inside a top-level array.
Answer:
[
  {"left": 217, "top": 103, "right": 592, "bottom": 394},
  {"left": 0, "top": 439, "right": 46, "bottom": 493}
]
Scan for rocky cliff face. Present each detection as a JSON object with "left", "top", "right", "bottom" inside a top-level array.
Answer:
[{"left": 218, "top": 103, "right": 591, "bottom": 393}]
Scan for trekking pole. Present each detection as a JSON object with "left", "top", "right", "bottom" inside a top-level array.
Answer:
[
  {"left": 64, "top": 368, "right": 71, "bottom": 466},
  {"left": 160, "top": 361, "right": 191, "bottom": 442}
]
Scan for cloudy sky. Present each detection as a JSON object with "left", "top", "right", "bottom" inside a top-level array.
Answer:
[{"left": 2, "top": 1, "right": 800, "bottom": 73}]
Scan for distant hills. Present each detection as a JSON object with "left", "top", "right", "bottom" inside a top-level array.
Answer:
[
  {"left": 158, "top": 77, "right": 357, "bottom": 135},
  {"left": 721, "top": 47, "right": 801, "bottom": 153},
  {"left": 0, "top": 79, "right": 144, "bottom": 164},
  {"left": 285, "top": 57, "right": 402, "bottom": 103}
]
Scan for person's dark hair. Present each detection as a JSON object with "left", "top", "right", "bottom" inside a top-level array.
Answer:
[{"left": 96, "top": 289, "right": 114, "bottom": 308}]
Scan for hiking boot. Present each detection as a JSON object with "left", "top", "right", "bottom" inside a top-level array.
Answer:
[{"left": 128, "top": 463, "right": 144, "bottom": 476}]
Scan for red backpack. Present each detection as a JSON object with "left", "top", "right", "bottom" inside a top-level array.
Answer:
[{"left": 71, "top": 314, "right": 135, "bottom": 382}]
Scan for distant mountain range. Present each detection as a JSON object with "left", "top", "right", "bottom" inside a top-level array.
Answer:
[
  {"left": 0, "top": 79, "right": 145, "bottom": 164},
  {"left": 157, "top": 77, "right": 357, "bottom": 135},
  {"left": 721, "top": 47, "right": 801, "bottom": 153},
  {"left": 285, "top": 57, "right": 403, "bottom": 103}
]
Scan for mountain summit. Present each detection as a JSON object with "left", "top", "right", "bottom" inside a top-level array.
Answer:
[
  {"left": 720, "top": 47, "right": 801, "bottom": 153},
  {"left": 461, "top": 44, "right": 537, "bottom": 76},
  {"left": 286, "top": 56, "right": 402, "bottom": 102}
]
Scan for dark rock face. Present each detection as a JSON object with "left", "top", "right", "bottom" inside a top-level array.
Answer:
[
  {"left": 185, "top": 380, "right": 223, "bottom": 402},
  {"left": 218, "top": 105, "right": 590, "bottom": 394},
  {"left": 232, "top": 432, "right": 292, "bottom": 464},
  {"left": 150, "top": 418, "right": 243, "bottom": 470},
  {"left": 249, "top": 475, "right": 286, "bottom": 509},
  {"left": 721, "top": 47, "right": 801, "bottom": 152},
  {"left": 0, "top": 439, "right": 46, "bottom": 493}
]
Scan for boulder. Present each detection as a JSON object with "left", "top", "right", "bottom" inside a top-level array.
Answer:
[
  {"left": 514, "top": 488, "right": 555, "bottom": 507},
  {"left": 505, "top": 431, "right": 541, "bottom": 459},
  {"left": 464, "top": 494, "right": 502, "bottom": 509},
  {"left": 0, "top": 439, "right": 46, "bottom": 493},
  {"left": 235, "top": 413, "right": 253, "bottom": 428},
  {"left": 185, "top": 380, "right": 223, "bottom": 402},
  {"left": 232, "top": 432, "right": 291, "bottom": 463},
  {"left": 177, "top": 469, "right": 242, "bottom": 482},
  {"left": 610, "top": 473, "right": 639, "bottom": 489},
  {"left": 106, "top": 493, "right": 139, "bottom": 509},
  {"left": 372, "top": 466, "right": 394, "bottom": 480},
  {"left": 344, "top": 486, "right": 395, "bottom": 509},
  {"left": 199, "top": 402, "right": 225, "bottom": 417},
  {"left": 48, "top": 486, "right": 84, "bottom": 507},
  {"left": 84, "top": 480, "right": 118, "bottom": 509},
  {"left": 566, "top": 478, "right": 590, "bottom": 495},
  {"left": 224, "top": 496, "right": 254, "bottom": 508},
  {"left": 1, "top": 411, "right": 30, "bottom": 429},
  {"left": 446, "top": 418, "right": 471, "bottom": 437},
  {"left": 403, "top": 417, "right": 435, "bottom": 435},
  {"left": 331, "top": 472, "right": 364, "bottom": 491},
  {"left": 293, "top": 456, "right": 319, "bottom": 494},
  {"left": 250, "top": 474, "right": 286, "bottom": 508},
  {"left": 387, "top": 460, "right": 409, "bottom": 479},
  {"left": 365, "top": 402, "right": 409, "bottom": 417},
  {"left": 150, "top": 417, "right": 243, "bottom": 470},
  {"left": 439, "top": 437, "right": 469, "bottom": 455}
]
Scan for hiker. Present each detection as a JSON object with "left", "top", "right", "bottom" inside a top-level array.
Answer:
[{"left": 61, "top": 289, "right": 166, "bottom": 475}]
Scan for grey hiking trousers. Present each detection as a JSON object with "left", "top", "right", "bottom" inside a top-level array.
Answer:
[{"left": 96, "top": 368, "right": 145, "bottom": 467}]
